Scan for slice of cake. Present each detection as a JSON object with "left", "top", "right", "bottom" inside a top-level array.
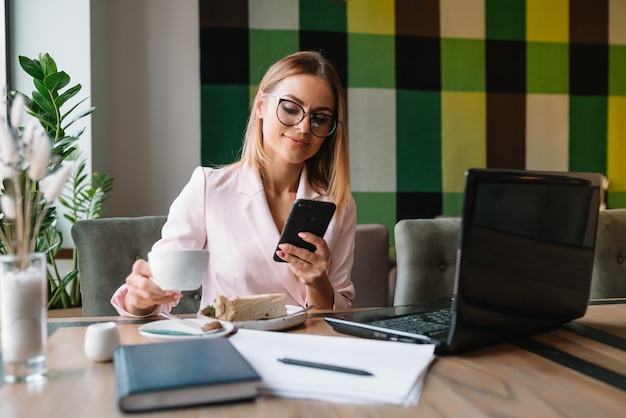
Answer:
[{"left": 205, "top": 294, "right": 288, "bottom": 321}]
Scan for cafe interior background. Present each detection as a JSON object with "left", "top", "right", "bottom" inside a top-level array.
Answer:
[{"left": 6, "top": 0, "right": 626, "bottom": 250}]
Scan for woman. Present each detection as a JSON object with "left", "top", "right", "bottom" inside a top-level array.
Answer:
[{"left": 111, "top": 51, "right": 356, "bottom": 317}]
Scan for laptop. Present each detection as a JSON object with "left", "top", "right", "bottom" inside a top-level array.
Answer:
[{"left": 326, "top": 169, "right": 602, "bottom": 354}]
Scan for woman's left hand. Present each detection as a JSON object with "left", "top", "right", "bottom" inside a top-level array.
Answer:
[
  {"left": 276, "top": 232, "right": 334, "bottom": 308},
  {"left": 277, "top": 232, "right": 329, "bottom": 280}
]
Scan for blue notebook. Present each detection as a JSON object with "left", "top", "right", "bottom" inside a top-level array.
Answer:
[{"left": 113, "top": 337, "right": 261, "bottom": 412}]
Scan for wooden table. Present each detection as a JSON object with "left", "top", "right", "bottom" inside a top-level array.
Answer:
[{"left": 1, "top": 301, "right": 625, "bottom": 417}]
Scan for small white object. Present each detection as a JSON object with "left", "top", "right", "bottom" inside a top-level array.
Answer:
[
  {"left": 148, "top": 249, "right": 209, "bottom": 291},
  {"left": 84, "top": 322, "right": 121, "bottom": 362}
]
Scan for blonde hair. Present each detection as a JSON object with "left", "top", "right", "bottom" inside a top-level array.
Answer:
[{"left": 239, "top": 51, "right": 351, "bottom": 211}]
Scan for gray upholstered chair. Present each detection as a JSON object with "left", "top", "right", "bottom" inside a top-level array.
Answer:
[
  {"left": 393, "top": 218, "right": 461, "bottom": 306},
  {"left": 350, "top": 224, "right": 396, "bottom": 308},
  {"left": 392, "top": 209, "right": 626, "bottom": 306},
  {"left": 590, "top": 208, "right": 626, "bottom": 298},
  {"left": 72, "top": 216, "right": 201, "bottom": 316}
]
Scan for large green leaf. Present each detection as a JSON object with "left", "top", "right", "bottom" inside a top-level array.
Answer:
[
  {"left": 31, "top": 80, "right": 54, "bottom": 109},
  {"left": 56, "top": 84, "right": 81, "bottom": 108},
  {"left": 43, "top": 71, "right": 70, "bottom": 94},
  {"left": 39, "top": 53, "right": 58, "bottom": 78},
  {"left": 60, "top": 97, "right": 90, "bottom": 122},
  {"left": 63, "top": 107, "right": 96, "bottom": 130},
  {"left": 18, "top": 56, "right": 44, "bottom": 80},
  {"left": 33, "top": 79, "right": 53, "bottom": 108},
  {"left": 32, "top": 91, "right": 57, "bottom": 119}
]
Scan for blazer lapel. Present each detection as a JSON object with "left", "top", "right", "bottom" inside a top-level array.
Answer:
[{"left": 238, "top": 164, "right": 278, "bottom": 260}]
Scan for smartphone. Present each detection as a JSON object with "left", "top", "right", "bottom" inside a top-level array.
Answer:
[{"left": 273, "top": 199, "right": 336, "bottom": 262}]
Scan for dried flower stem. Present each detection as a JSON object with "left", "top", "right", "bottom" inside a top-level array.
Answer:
[{"left": 0, "top": 93, "right": 68, "bottom": 271}]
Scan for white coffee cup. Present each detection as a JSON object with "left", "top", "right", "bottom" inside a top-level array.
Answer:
[
  {"left": 147, "top": 249, "right": 209, "bottom": 291},
  {"left": 84, "top": 322, "right": 121, "bottom": 362}
]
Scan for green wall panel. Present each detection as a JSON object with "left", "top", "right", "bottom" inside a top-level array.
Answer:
[
  {"left": 201, "top": 85, "right": 250, "bottom": 166},
  {"left": 569, "top": 95, "right": 608, "bottom": 174},
  {"left": 352, "top": 191, "right": 396, "bottom": 242},
  {"left": 396, "top": 90, "right": 441, "bottom": 192}
]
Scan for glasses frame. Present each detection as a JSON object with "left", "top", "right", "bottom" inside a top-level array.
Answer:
[{"left": 265, "top": 92, "right": 337, "bottom": 138}]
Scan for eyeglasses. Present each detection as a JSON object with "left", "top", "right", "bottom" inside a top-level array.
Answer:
[{"left": 265, "top": 93, "right": 337, "bottom": 138}]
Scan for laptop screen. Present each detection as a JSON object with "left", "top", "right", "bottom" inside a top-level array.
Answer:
[{"left": 450, "top": 169, "right": 602, "bottom": 350}]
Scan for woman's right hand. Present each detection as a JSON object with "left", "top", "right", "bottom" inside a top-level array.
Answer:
[{"left": 123, "top": 259, "right": 182, "bottom": 316}]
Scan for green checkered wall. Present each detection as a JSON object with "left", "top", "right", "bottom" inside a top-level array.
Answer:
[{"left": 199, "top": 0, "right": 626, "bottom": 241}]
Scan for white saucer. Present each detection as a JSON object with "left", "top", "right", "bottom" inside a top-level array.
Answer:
[
  {"left": 138, "top": 317, "right": 234, "bottom": 341},
  {"left": 230, "top": 305, "right": 308, "bottom": 331}
]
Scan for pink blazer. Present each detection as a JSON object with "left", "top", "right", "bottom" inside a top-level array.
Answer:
[{"left": 111, "top": 163, "right": 356, "bottom": 316}]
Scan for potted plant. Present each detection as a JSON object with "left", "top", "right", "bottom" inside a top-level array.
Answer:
[{"left": 5, "top": 52, "right": 113, "bottom": 309}]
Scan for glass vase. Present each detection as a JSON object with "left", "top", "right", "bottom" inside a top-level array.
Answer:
[{"left": 0, "top": 252, "right": 48, "bottom": 383}]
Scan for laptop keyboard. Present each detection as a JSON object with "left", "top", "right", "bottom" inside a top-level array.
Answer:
[{"left": 369, "top": 308, "right": 452, "bottom": 336}]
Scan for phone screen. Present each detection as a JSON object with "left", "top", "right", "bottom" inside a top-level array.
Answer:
[{"left": 273, "top": 199, "right": 336, "bottom": 262}]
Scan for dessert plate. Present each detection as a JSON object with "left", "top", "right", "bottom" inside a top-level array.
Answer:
[
  {"left": 208, "top": 305, "right": 308, "bottom": 332},
  {"left": 138, "top": 318, "right": 234, "bottom": 341}
]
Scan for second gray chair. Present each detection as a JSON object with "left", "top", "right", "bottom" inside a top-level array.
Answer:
[{"left": 393, "top": 218, "right": 460, "bottom": 306}]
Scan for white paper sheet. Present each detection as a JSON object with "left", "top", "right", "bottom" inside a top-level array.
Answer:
[{"left": 229, "top": 329, "right": 435, "bottom": 406}]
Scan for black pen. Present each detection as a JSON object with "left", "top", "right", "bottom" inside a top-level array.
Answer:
[{"left": 277, "top": 357, "right": 374, "bottom": 376}]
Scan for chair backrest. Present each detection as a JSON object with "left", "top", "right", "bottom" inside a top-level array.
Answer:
[
  {"left": 393, "top": 218, "right": 461, "bottom": 306},
  {"left": 351, "top": 224, "right": 394, "bottom": 308},
  {"left": 591, "top": 209, "right": 626, "bottom": 298},
  {"left": 72, "top": 216, "right": 201, "bottom": 316}
]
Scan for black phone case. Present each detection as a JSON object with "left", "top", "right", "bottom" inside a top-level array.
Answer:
[{"left": 273, "top": 199, "right": 336, "bottom": 262}]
